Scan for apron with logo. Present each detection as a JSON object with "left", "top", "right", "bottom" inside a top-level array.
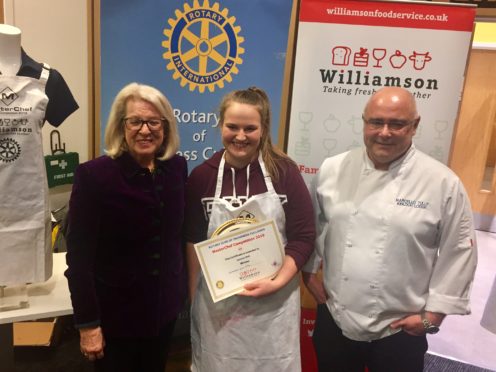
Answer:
[
  {"left": 0, "top": 65, "right": 52, "bottom": 284},
  {"left": 191, "top": 153, "right": 301, "bottom": 372}
]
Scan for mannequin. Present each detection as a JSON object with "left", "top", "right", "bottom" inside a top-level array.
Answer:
[
  {"left": 0, "top": 23, "right": 78, "bottom": 305},
  {"left": 0, "top": 25, "right": 25, "bottom": 309},
  {"left": 0, "top": 24, "right": 22, "bottom": 76}
]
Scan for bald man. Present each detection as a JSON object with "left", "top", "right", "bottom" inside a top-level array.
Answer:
[{"left": 302, "top": 87, "right": 477, "bottom": 372}]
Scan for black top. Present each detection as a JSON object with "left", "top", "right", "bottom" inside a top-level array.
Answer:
[{"left": 17, "top": 48, "right": 79, "bottom": 126}]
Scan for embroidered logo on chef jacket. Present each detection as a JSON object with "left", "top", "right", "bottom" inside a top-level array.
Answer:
[{"left": 395, "top": 198, "right": 429, "bottom": 209}]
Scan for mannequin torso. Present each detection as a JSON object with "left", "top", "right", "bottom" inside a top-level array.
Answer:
[
  {"left": 0, "top": 24, "right": 22, "bottom": 76},
  {"left": 0, "top": 25, "right": 78, "bottom": 287}
]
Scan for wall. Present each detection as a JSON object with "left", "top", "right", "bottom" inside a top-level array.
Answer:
[
  {"left": 3, "top": 0, "right": 90, "bottom": 210},
  {"left": 450, "top": 21, "right": 496, "bottom": 231},
  {"left": 473, "top": 22, "right": 496, "bottom": 167}
]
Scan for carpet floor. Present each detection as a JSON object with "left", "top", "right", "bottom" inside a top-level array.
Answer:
[
  {"left": 9, "top": 315, "right": 494, "bottom": 372},
  {"left": 424, "top": 353, "right": 495, "bottom": 372}
]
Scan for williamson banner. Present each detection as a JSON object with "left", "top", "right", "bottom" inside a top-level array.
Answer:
[{"left": 287, "top": 0, "right": 476, "bottom": 185}]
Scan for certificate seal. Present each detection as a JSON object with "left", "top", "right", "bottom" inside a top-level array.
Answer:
[{"left": 216, "top": 281, "right": 224, "bottom": 289}]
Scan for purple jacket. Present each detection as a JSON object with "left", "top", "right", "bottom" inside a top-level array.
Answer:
[{"left": 65, "top": 153, "right": 187, "bottom": 338}]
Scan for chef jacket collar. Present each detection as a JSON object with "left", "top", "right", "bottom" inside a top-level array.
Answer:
[{"left": 363, "top": 143, "right": 416, "bottom": 172}]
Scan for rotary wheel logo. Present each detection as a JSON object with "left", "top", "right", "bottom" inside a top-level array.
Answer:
[
  {"left": 0, "top": 138, "right": 21, "bottom": 163},
  {"left": 162, "top": 0, "right": 245, "bottom": 93}
]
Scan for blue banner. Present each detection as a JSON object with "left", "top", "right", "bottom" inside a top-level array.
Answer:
[{"left": 100, "top": 0, "right": 293, "bottom": 170}]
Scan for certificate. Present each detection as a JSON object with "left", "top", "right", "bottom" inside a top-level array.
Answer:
[{"left": 194, "top": 219, "right": 285, "bottom": 303}]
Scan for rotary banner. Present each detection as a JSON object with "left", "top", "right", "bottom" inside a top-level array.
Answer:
[
  {"left": 100, "top": 0, "right": 293, "bottom": 170},
  {"left": 287, "top": 0, "right": 476, "bottom": 186}
]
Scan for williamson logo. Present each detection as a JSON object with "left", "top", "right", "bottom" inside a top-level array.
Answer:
[{"left": 162, "top": 0, "right": 244, "bottom": 93}]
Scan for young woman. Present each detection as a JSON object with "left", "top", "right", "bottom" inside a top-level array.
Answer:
[{"left": 185, "top": 87, "right": 315, "bottom": 371}]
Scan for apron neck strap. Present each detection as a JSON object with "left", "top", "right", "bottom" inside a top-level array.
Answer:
[
  {"left": 215, "top": 152, "right": 275, "bottom": 199},
  {"left": 40, "top": 63, "right": 50, "bottom": 82}
]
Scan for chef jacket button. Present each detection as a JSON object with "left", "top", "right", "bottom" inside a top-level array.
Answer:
[
  {"left": 352, "top": 210, "right": 358, "bottom": 215},
  {"left": 343, "top": 276, "right": 348, "bottom": 281},
  {"left": 346, "top": 243, "right": 352, "bottom": 247},
  {"left": 155, "top": 185, "right": 163, "bottom": 191},
  {"left": 150, "top": 253, "right": 160, "bottom": 259},
  {"left": 150, "top": 269, "right": 159, "bottom": 276}
]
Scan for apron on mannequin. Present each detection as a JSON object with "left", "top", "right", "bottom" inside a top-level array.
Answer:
[
  {"left": 0, "top": 65, "right": 52, "bottom": 284},
  {"left": 191, "top": 153, "right": 301, "bottom": 372}
]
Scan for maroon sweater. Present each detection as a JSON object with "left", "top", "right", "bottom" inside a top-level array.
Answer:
[{"left": 185, "top": 150, "right": 315, "bottom": 269}]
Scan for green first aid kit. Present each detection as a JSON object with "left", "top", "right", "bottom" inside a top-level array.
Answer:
[
  {"left": 45, "top": 152, "right": 79, "bottom": 187},
  {"left": 45, "top": 130, "right": 79, "bottom": 188}
]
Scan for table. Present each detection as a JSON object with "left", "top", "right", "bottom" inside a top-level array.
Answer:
[{"left": 0, "top": 253, "right": 73, "bottom": 370}]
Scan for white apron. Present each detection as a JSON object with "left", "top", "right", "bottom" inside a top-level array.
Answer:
[
  {"left": 191, "top": 153, "right": 301, "bottom": 372},
  {"left": 0, "top": 65, "right": 52, "bottom": 284}
]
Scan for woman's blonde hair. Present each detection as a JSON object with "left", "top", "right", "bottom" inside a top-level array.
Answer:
[
  {"left": 218, "top": 87, "right": 294, "bottom": 181},
  {"left": 104, "top": 82, "right": 179, "bottom": 160}
]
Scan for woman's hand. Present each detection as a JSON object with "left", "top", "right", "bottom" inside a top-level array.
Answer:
[
  {"left": 238, "top": 256, "right": 298, "bottom": 298},
  {"left": 239, "top": 277, "right": 282, "bottom": 297},
  {"left": 79, "top": 326, "right": 105, "bottom": 361}
]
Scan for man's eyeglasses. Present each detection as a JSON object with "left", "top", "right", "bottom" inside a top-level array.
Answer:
[
  {"left": 123, "top": 117, "right": 166, "bottom": 132},
  {"left": 362, "top": 115, "right": 416, "bottom": 132}
]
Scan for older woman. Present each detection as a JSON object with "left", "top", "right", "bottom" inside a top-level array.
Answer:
[{"left": 65, "top": 83, "right": 187, "bottom": 372}]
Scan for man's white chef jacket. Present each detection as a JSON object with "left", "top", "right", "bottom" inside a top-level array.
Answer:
[{"left": 303, "top": 145, "right": 477, "bottom": 341}]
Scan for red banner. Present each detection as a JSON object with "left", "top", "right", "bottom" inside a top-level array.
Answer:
[{"left": 300, "top": 0, "right": 475, "bottom": 31}]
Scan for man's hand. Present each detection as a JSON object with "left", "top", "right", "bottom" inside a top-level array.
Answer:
[
  {"left": 390, "top": 311, "right": 445, "bottom": 336},
  {"left": 79, "top": 326, "right": 105, "bottom": 361},
  {"left": 302, "top": 271, "right": 328, "bottom": 304},
  {"left": 390, "top": 314, "right": 425, "bottom": 336}
]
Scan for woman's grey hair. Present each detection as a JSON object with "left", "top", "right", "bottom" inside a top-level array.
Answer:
[{"left": 104, "top": 82, "right": 179, "bottom": 160}]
